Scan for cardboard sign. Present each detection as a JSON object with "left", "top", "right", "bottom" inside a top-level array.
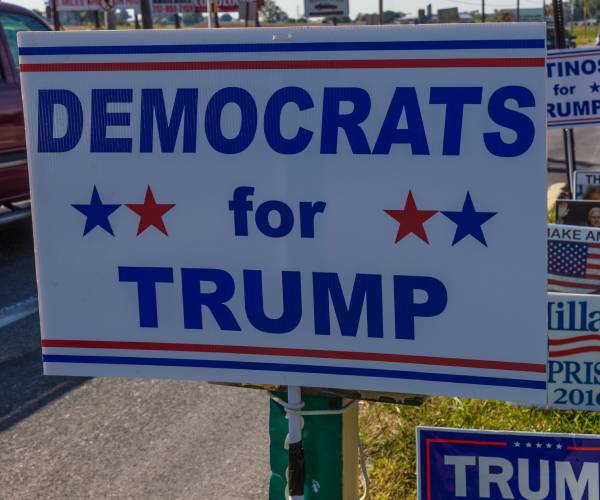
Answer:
[
  {"left": 547, "top": 47, "right": 600, "bottom": 128},
  {"left": 304, "top": 0, "right": 348, "bottom": 17},
  {"left": 417, "top": 426, "right": 600, "bottom": 500},
  {"left": 574, "top": 170, "right": 600, "bottom": 200},
  {"left": 19, "top": 25, "right": 547, "bottom": 403},
  {"left": 548, "top": 292, "right": 600, "bottom": 410},
  {"left": 548, "top": 223, "right": 600, "bottom": 293}
]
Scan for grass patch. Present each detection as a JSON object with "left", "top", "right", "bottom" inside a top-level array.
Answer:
[
  {"left": 360, "top": 397, "right": 600, "bottom": 499},
  {"left": 571, "top": 25, "right": 598, "bottom": 47}
]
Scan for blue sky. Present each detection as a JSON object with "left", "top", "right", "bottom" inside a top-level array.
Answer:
[{"left": 12, "top": 0, "right": 542, "bottom": 19}]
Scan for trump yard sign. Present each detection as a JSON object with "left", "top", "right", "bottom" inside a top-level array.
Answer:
[
  {"left": 417, "top": 427, "right": 600, "bottom": 500},
  {"left": 19, "top": 24, "right": 547, "bottom": 403}
]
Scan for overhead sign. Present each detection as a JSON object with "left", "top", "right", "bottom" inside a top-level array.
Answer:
[
  {"left": 55, "top": 0, "right": 255, "bottom": 12},
  {"left": 304, "top": 0, "right": 348, "bottom": 17},
  {"left": 547, "top": 47, "right": 600, "bottom": 128},
  {"left": 417, "top": 426, "right": 600, "bottom": 500},
  {"left": 19, "top": 25, "right": 547, "bottom": 403},
  {"left": 549, "top": 292, "right": 600, "bottom": 410},
  {"left": 548, "top": 223, "right": 600, "bottom": 293}
]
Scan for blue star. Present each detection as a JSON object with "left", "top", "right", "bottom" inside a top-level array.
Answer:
[
  {"left": 442, "top": 192, "right": 497, "bottom": 246},
  {"left": 591, "top": 82, "right": 600, "bottom": 93},
  {"left": 72, "top": 186, "right": 121, "bottom": 236}
]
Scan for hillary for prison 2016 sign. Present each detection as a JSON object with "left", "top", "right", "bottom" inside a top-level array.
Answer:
[{"left": 18, "top": 24, "right": 547, "bottom": 403}]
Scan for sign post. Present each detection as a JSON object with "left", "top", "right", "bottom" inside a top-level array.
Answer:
[{"left": 552, "top": 0, "right": 577, "bottom": 197}]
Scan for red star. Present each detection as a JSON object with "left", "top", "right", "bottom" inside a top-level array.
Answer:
[
  {"left": 126, "top": 186, "right": 175, "bottom": 236},
  {"left": 384, "top": 191, "right": 438, "bottom": 244}
]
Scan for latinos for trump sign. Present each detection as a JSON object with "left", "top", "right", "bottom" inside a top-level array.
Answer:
[
  {"left": 18, "top": 25, "right": 547, "bottom": 403},
  {"left": 417, "top": 427, "right": 600, "bottom": 500},
  {"left": 547, "top": 47, "right": 600, "bottom": 128},
  {"left": 548, "top": 292, "right": 600, "bottom": 410}
]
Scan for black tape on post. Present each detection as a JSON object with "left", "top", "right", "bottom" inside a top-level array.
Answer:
[{"left": 288, "top": 441, "right": 305, "bottom": 496}]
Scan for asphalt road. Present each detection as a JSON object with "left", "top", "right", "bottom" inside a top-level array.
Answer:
[
  {"left": 0, "top": 220, "right": 269, "bottom": 499},
  {"left": 1, "top": 127, "right": 599, "bottom": 499},
  {"left": 548, "top": 127, "right": 600, "bottom": 187}
]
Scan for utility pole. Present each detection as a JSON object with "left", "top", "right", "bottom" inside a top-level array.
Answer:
[
  {"left": 379, "top": 0, "right": 383, "bottom": 24},
  {"left": 482, "top": 0, "right": 486, "bottom": 22},
  {"left": 105, "top": 9, "right": 117, "bottom": 29},
  {"left": 517, "top": 0, "right": 520, "bottom": 21},
  {"left": 553, "top": 0, "right": 577, "bottom": 196},
  {"left": 51, "top": 0, "right": 61, "bottom": 30},
  {"left": 140, "top": 0, "right": 153, "bottom": 28}
]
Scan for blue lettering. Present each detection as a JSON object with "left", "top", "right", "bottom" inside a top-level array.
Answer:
[
  {"left": 394, "top": 275, "right": 447, "bottom": 340},
  {"left": 140, "top": 88, "right": 198, "bottom": 153},
  {"left": 38, "top": 89, "right": 83, "bottom": 152},
  {"left": 313, "top": 273, "right": 383, "bottom": 338},
  {"left": 320, "top": 88, "right": 371, "bottom": 154},
  {"left": 181, "top": 268, "right": 241, "bottom": 330},
  {"left": 205, "top": 87, "right": 257, "bottom": 154},
  {"left": 90, "top": 89, "right": 133, "bottom": 153},
  {"left": 244, "top": 270, "right": 302, "bottom": 333},
  {"left": 264, "top": 86, "right": 314, "bottom": 154},
  {"left": 118, "top": 266, "right": 174, "bottom": 328},
  {"left": 484, "top": 86, "right": 535, "bottom": 158},
  {"left": 373, "top": 87, "right": 429, "bottom": 155},
  {"left": 430, "top": 87, "right": 483, "bottom": 155}
]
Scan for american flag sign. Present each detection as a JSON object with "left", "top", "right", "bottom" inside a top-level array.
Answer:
[{"left": 548, "top": 223, "right": 600, "bottom": 293}]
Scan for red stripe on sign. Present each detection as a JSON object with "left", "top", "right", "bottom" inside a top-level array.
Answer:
[
  {"left": 549, "top": 346, "right": 600, "bottom": 357},
  {"left": 20, "top": 58, "right": 545, "bottom": 72},
  {"left": 548, "top": 279, "right": 600, "bottom": 290},
  {"left": 566, "top": 446, "right": 600, "bottom": 451},
  {"left": 549, "top": 335, "right": 600, "bottom": 346},
  {"left": 41, "top": 339, "right": 546, "bottom": 372},
  {"left": 587, "top": 263, "right": 600, "bottom": 270},
  {"left": 589, "top": 243, "right": 600, "bottom": 248},
  {"left": 548, "top": 116, "right": 600, "bottom": 124},
  {"left": 426, "top": 438, "right": 507, "bottom": 500}
]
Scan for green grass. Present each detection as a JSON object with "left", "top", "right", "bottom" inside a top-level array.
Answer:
[
  {"left": 571, "top": 25, "right": 598, "bottom": 47},
  {"left": 360, "top": 397, "right": 600, "bottom": 499}
]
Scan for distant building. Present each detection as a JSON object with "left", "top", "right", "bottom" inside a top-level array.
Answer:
[{"left": 498, "top": 7, "right": 543, "bottom": 22}]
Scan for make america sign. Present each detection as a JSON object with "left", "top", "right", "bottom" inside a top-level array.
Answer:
[{"left": 19, "top": 25, "right": 547, "bottom": 403}]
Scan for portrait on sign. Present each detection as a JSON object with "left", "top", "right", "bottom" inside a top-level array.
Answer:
[{"left": 556, "top": 200, "right": 600, "bottom": 228}]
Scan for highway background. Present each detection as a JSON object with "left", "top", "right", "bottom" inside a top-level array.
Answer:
[
  {"left": 0, "top": 128, "right": 597, "bottom": 498},
  {"left": 0, "top": 220, "right": 269, "bottom": 498}
]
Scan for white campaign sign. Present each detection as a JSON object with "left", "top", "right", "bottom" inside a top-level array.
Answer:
[
  {"left": 547, "top": 47, "right": 600, "bottom": 128},
  {"left": 549, "top": 292, "right": 600, "bottom": 410},
  {"left": 304, "top": 0, "right": 348, "bottom": 17},
  {"left": 19, "top": 25, "right": 547, "bottom": 403}
]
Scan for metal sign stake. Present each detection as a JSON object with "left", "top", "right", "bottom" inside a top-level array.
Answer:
[{"left": 287, "top": 386, "right": 305, "bottom": 499}]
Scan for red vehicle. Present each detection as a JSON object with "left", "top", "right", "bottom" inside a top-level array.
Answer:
[{"left": 0, "top": 3, "right": 50, "bottom": 224}]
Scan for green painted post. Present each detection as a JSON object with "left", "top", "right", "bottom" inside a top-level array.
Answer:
[{"left": 269, "top": 392, "right": 357, "bottom": 499}]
